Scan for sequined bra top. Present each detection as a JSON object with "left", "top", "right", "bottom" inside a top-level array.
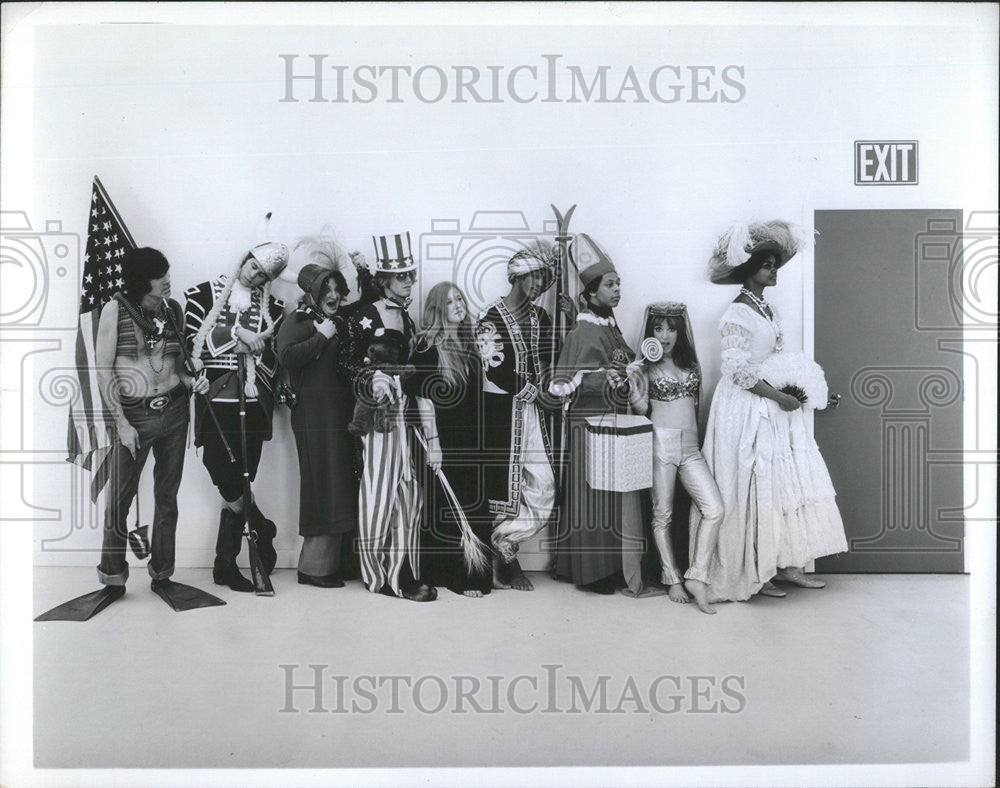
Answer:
[{"left": 648, "top": 370, "right": 700, "bottom": 402}]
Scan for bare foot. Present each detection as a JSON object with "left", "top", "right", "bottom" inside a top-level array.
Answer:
[
  {"left": 507, "top": 559, "right": 534, "bottom": 591},
  {"left": 683, "top": 579, "right": 717, "bottom": 614},
  {"left": 667, "top": 583, "right": 691, "bottom": 604},
  {"left": 463, "top": 589, "right": 484, "bottom": 598},
  {"left": 492, "top": 554, "right": 512, "bottom": 590}
]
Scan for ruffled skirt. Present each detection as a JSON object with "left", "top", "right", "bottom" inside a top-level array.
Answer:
[{"left": 690, "top": 378, "right": 848, "bottom": 601}]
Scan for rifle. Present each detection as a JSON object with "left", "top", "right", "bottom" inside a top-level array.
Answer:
[
  {"left": 162, "top": 302, "right": 235, "bottom": 464},
  {"left": 237, "top": 354, "right": 275, "bottom": 596}
]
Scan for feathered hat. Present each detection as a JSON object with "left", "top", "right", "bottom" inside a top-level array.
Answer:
[
  {"left": 246, "top": 212, "right": 289, "bottom": 281},
  {"left": 296, "top": 264, "right": 336, "bottom": 302},
  {"left": 708, "top": 220, "right": 803, "bottom": 285},
  {"left": 290, "top": 233, "right": 350, "bottom": 299}
]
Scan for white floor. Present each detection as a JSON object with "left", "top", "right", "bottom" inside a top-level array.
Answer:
[{"left": 33, "top": 568, "right": 969, "bottom": 769}]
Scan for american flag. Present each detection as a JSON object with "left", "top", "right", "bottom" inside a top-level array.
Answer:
[{"left": 66, "top": 176, "right": 136, "bottom": 501}]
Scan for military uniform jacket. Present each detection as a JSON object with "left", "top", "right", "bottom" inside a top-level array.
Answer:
[{"left": 183, "top": 275, "right": 284, "bottom": 443}]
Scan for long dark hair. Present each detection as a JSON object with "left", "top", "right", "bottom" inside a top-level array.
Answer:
[
  {"left": 122, "top": 247, "right": 168, "bottom": 304},
  {"left": 643, "top": 313, "right": 697, "bottom": 371}
]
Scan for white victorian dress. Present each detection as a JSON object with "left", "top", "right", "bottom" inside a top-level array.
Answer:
[{"left": 691, "top": 302, "right": 847, "bottom": 601}]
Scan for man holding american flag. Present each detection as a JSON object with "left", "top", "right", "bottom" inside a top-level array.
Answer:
[
  {"left": 38, "top": 180, "right": 221, "bottom": 620},
  {"left": 93, "top": 247, "right": 210, "bottom": 600}
]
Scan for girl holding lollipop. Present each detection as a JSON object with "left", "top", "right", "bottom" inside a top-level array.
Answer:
[{"left": 626, "top": 302, "right": 725, "bottom": 614}]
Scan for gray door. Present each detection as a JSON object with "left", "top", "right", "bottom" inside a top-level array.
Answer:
[{"left": 813, "top": 210, "right": 964, "bottom": 572}]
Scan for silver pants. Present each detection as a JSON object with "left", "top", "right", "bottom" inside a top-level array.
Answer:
[{"left": 651, "top": 428, "right": 725, "bottom": 585}]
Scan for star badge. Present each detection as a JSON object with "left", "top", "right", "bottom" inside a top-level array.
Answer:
[{"left": 360, "top": 316, "right": 373, "bottom": 330}]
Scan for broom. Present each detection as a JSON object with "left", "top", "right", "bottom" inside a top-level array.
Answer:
[{"left": 412, "top": 429, "right": 490, "bottom": 574}]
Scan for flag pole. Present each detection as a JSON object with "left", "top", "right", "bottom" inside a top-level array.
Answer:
[{"left": 549, "top": 204, "right": 577, "bottom": 494}]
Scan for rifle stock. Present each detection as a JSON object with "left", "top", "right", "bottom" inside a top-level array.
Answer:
[
  {"left": 245, "top": 524, "right": 275, "bottom": 596},
  {"left": 237, "top": 354, "right": 275, "bottom": 597}
]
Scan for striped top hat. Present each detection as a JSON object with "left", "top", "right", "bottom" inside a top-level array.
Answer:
[{"left": 372, "top": 232, "right": 417, "bottom": 274}]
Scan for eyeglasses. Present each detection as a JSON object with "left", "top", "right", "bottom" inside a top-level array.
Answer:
[{"left": 393, "top": 272, "right": 417, "bottom": 282}]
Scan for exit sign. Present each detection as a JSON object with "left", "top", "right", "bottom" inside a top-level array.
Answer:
[{"left": 854, "top": 141, "right": 919, "bottom": 185}]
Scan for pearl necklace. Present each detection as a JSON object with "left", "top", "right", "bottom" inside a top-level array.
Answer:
[{"left": 739, "top": 287, "right": 784, "bottom": 353}]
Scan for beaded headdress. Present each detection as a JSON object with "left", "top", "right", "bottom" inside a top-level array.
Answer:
[{"left": 637, "top": 300, "right": 703, "bottom": 414}]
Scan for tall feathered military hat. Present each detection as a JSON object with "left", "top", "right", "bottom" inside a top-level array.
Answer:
[{"left": 246, "top": 212, "right": 289, "bottom": 281}]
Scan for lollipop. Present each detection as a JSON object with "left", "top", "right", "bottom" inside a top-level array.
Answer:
[{"left": 641, "top": 336, "right": 663, "bottom": 363}]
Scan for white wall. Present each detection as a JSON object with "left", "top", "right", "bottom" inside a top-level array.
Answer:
[{"left": 10, "top": 10, "right": 995, "bottom": 570}]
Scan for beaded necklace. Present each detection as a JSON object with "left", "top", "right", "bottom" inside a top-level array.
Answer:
[
  {"left": 739, "top": 287, "right": 784, "bottom": 353},
  {"left": 116, "top": 295, "right": 168, "bottom": 372}
]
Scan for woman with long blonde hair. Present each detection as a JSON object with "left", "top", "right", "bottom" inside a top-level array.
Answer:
[{"left": 410, "top": 282, "right": 492, "bottom": 596}]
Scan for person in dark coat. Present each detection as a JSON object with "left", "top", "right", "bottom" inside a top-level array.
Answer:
[
  {"left": 411, "top": 282, "right": 492, "bottom": 597},
  {"left": 276, "top": 255, "right": 357, "bottom": 588}
]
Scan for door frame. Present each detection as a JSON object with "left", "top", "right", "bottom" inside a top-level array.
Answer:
[{"left": 803, "top": 207, "right": 972, "bottom": 573}]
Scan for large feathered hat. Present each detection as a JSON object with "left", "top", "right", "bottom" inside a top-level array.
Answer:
[
  {"left": 708, "top": 220, "right": 803, "bottom": 285},
  {"left": 289, "top": 233, "right": 351, "bottom": 298},
  {"left": 296, "top": 263, "right": 336, "bottom": 301}
]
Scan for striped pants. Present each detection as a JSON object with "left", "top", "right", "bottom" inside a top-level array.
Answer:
[{"left": 358, "top": 427, "right": 422, "bottom": 596}]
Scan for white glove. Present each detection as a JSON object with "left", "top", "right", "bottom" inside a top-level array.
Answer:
[{"left": 315, "top": 318, "right": 337, "bottom": 339}]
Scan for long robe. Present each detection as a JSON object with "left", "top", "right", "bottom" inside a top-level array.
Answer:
[
  {"left": 275, "top": 308, "right": 357, "bottom": 537},
  {"left": 475, "top": 299, "right": 555, "bottom": 519},
  {"left": 550, "top": 311, "right": 646, "bottom": 593},
  {"left": 409, "top": 343, "right": 492, "bottom": 594}
]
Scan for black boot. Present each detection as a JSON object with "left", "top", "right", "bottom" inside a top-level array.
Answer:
[
  {"left": 249, "top": 502, "right": 278, "bottom": 576},
  {"left": 213, "top": 508, "right": 254, "bottom": 593}
]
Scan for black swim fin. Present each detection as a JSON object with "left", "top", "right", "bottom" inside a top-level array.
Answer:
[
  {"left": 34, "top": 586, "right": 125, "bottom": 622},
  {"left": 150, "top": 579, "right": 227, "bottom": 611}
]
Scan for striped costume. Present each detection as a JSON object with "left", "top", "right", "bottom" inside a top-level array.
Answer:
[{"left": 340, "top": 299, "right": 423, "bottom": 595}]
